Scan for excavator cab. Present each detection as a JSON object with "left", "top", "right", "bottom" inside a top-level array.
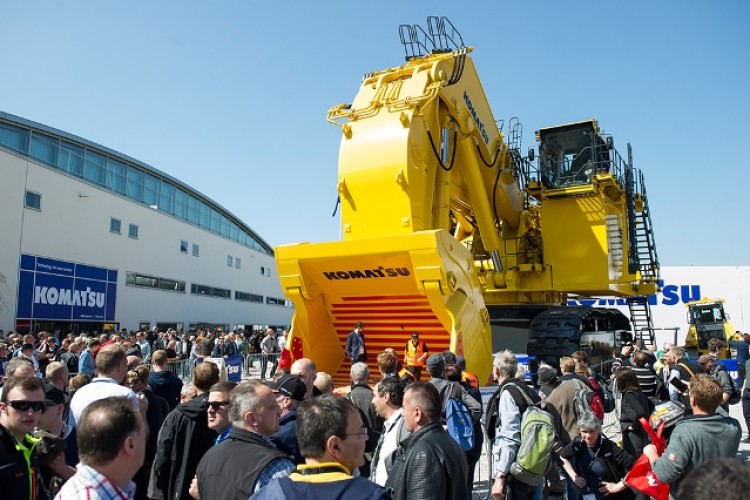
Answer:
[{"left": 537, "top": 120, "right": 612, "bottom": 189}]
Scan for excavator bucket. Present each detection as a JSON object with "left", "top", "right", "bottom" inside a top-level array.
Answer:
[{"left": 276, "top": 229, "right": 493, "bottom": 386}]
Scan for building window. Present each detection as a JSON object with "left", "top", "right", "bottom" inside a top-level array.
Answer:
[
  {"left": 235, "top": 258, "right": 241, "bottom": 269},
  {"left": 227, "top": 255, "right": 233, "bottom": 267},
  {"left": 260, "top": 266, "right": 271, "bottom": 277},
  {"left": 266, "top": 296, "right": 286, "bottom": 306},
  {"left": 126, "top": 271, "right": 186, "bottom": 292},
  {"left": 180, "top": 240, "right": 188, "bottom": 253},
  {"left": 128, "top": 223, "right": 139, "bottom": 239},
  {"left": 110, "top": 218, "right": 121, "bottom": 234},
  {"left": 191, "top": 283, "right": 231, "bottom": 299},
  {"left": 24, "top": 190, "right": 41, "bottom": 210},
  {"left": 192, "top": 243, "right": 199, "bottom": 257},
  {"left": 235, "top": 291, "right": 263, "bottom": 303}
]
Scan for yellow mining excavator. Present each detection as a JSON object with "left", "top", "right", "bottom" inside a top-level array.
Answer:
[{"left": 276, "top": 17, "right": 659, "bottom": 385}]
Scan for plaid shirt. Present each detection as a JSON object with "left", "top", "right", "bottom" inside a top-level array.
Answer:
[{"left": 55, "top": 465, "right": 136, "bottom": 500}]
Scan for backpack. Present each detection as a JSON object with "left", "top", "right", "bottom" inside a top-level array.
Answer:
[
  {"left": 445, "top": 397, "right": 474, "bottom": 451},
  {"left": 728, "top": 377, "right": 741, "bottom": 405},
  {"left": 593, "top": 373, "right": 616, "bottom": 413},
  {"left": 572, "top": 379, "right": 595, "bottom": 419},
  {"left": 503, "top": 382, "right": 556, "bottom": 486}
]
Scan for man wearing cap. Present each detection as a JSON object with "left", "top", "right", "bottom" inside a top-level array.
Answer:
[
  {"left": 196, "top": 380, "right": 295, "bottom": 498},
  {"left": 536, "top": 363, "right": 559, "bottom": 396},
  {"left": 698, "top": 355, "right": 734, "bottom": 411},
  {"left": 37, "top": 382, "right": 78, "bottom": 468},
  {"left": 346, "top": 322, "right": 367, "bottom": 364},
  {"left": 270, "top": 374, "right": 307, "bottom": 464},
  {"left": 404, "top": 332, "right": 429, "bottom": 381},
  {"left": 36, "top": 382, "right": 77, "bottom": 497},
  {"left": 425, "top": 354, "right": 481, "bottom": 423}
]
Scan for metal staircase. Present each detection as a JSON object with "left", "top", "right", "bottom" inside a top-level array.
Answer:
[{"left": 625, "top": 146, "right": 660, "bottom": 347}]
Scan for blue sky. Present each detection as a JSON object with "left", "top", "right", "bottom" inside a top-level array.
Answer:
[{"left": 2, "top": 2, "right": 747, "bottom": 265}]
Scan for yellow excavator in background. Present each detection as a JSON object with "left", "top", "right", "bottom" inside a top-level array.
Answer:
[
  {"left": 276, "top": 17, "right": 660, "bottom": 385},
  {"left": 684, "top": 298, "right": 737, "bottom": 357}
]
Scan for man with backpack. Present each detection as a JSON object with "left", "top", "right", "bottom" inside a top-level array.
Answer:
[
  {"left": 490, "top": 350, "right": 556, "bottom": 500},
  {"left": 425, "top": 354, "right": 481, "bottom": 431},
  {"left": 547, "top": 357, "right": 594, "bottom": 442},
  {"left": 698, "top": 354, "right": 738, "bottom": 411}
]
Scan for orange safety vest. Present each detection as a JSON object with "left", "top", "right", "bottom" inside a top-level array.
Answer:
[{"left": 405, "top": 340, "right": 427, "bottom": 367}]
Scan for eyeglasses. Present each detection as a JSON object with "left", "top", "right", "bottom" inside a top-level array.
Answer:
[
  {"left": 7, "top": 400, "right": 45, "bottom": 412},
  {"left": 207, "top": 401, "right": 230, "bottom": 411},
  {"left": 338, "top": 426, "right": 369, "bottom": 440}
]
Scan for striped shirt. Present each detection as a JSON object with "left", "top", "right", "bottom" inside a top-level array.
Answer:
[
  {"left": 55, "top": 465, "right": 136, "bottom": 500},
  {"left": 631, "top": 365, "right": 658, "bottom": 398}
]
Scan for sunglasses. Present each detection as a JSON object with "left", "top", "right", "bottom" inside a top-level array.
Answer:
[
  {"left": 7, "top": 400, "right": 45, "bottom": 412},
  {"left": 207, "top": 401, "right": 229, "bottom": 411}
]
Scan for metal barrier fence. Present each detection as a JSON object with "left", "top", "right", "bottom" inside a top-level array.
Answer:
[{"left": 245, "top": 353, "right": 281, "bottom": 380}]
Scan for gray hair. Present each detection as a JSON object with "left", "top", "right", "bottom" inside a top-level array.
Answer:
[
  {"left": 493, "top": 350, "right": 517, "bottom": 380},
  {"left": 350, "top": 362, "right": 370, "bottom": 384},
  {"left": 576, "top": 412, "right": 602, "bottom": 432},
  {"left": 181, "top": 382, "right": 195, "bottom": 397},
  {"left": 228, "top": 380, "right": 267, "bottom": 425}
]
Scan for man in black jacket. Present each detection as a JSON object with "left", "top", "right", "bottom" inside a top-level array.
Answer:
[
  {"left": 154, "top": 361, "right": 219, "bottom": 500},
  {"left": 386, "top": 381, "right": 468, "bottom": 500},
  {"left": 196, "top": 380, "right": 295, "bottom": 498}
]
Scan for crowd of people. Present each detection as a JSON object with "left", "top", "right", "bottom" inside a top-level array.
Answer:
[{"left": 1, "top": 325, "right": 750, "bottom": 499}]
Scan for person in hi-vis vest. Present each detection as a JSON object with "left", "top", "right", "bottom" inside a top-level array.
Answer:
[{"left": 404, "top": 332, "right": 429, "bottom": 381}]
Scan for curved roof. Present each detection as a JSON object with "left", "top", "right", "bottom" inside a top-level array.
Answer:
[{"left": 0, "top": 111, "right": 273, "bottom": 255}]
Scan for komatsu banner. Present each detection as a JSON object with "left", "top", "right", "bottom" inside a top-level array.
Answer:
[
  {"left": 17, "top": 255, "right": 117, "bottom": 321},
  {"left": 567, "top": 266, "right": 750, "bottom": 345}
]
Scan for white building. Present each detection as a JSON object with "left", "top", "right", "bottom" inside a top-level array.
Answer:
[{"left": 0, "top": 111, "right": 291, "bottom": 334}]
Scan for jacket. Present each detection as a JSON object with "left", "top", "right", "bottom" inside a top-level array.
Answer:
[
  {"left": 386, "top": 421, "right": 469, "bottom": 500},
  {"left": 0, "top": 424, "right": 46, "bottom": 500},
  {"left": 149, "top": 370, "right": 183, "bottom": 411},
  {"left": 154, "top": 393, "right": 217, "bottom": 500},
  {"left": 652, "top": 412, "right": 741, "bottom": 493},
  {"left": 348, "top": 384, "right": 383, "bottom": 434},
  {"left": 197, "top": 427, "right": 290, "bottom": 500},
  {"left": 251, "top": 462, "right": 391, "bottom": 500},
  {"left": 271, "top": 409, "right": 303, "bottom": 464},
  {"left": 547, "top": 377, "right": 591, "bottom": 442},
  {"left": 429, "top": 377, "right": 482, "bottom": 423},
  {"left": 345, "top": 330, "right": 365, "bottom": 361},
  {"left": 560, "top": 435, "right": 635, "bottom": 500}
]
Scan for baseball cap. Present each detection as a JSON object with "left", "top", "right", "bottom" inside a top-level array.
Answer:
[
  {"left": 269, "top": 375, "right": 306, "bottom": 401},
  {"left": 43, "top": 383, "right": 66, "bottom": 406},
  {"left": 537, "top": 365, "right": 557, "bottom": 385},
  {"left": 426, "top": 354, "right": 445, "bottom": 375}
]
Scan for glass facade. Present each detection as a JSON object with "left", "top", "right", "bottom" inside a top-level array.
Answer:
[{"left": 0, "top": 115, "right": 273, "bottom": 255}]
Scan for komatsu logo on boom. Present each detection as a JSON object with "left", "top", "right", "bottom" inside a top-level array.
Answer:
[
  {"left": 323, "top": 267, "right": 411, "bottom": 280},
  {"left": 463, "top": 91, "right": 489, "bottom": 144}
]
